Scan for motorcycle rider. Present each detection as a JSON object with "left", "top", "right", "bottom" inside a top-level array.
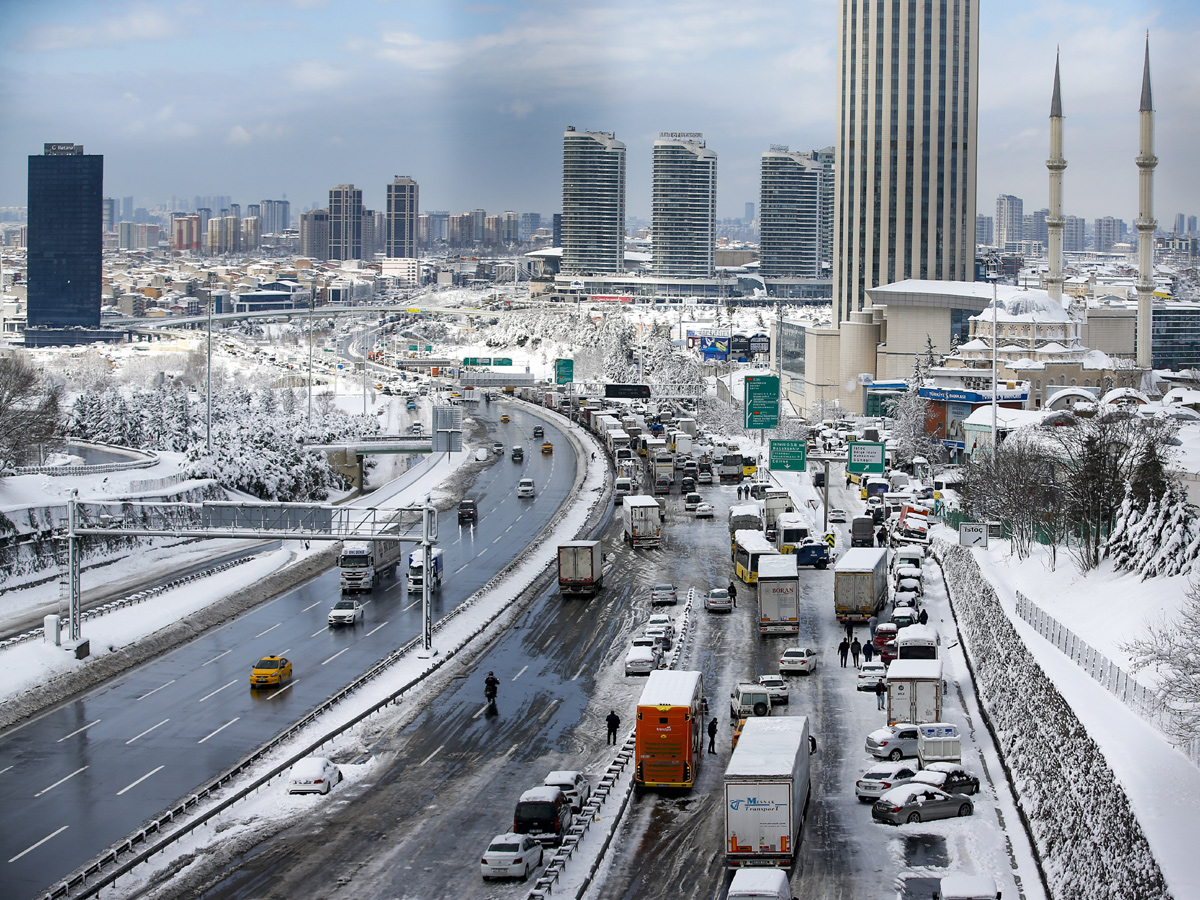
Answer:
[{"left": 484, "top": 670, "right": 500, "bottom": 702}]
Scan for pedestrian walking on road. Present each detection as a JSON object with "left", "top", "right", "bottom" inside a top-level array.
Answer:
[
  {"left": 862, "top": 640, "right": 875, "bottom": 664},
  {"left": 868, "top": 614, "right": 878, "bottom": 639},
  {"left": 850, "top": 637, "right": 862, "bottom": 668},
  {"left": 707, "top": 717, "right": 719, "bottom": 753},
  {"left": 918, "top": 608, "right": 929, "bottom": 626},
  {"left": 874, "top": 678, "right": 886, "bottom": 710},
  {"left": 727, "top": 581, "right": 738, "bottom": 607},
  {"left": 845, "top": 621, "right": 853, "bottom": 641},
  {"left": 838, "top": 638, "right": 850, "bottom": 667},
  {"left": 875, "top": 526, "right": 885, "bottom": 547},
  {"left": 606, "top": 710, "right": 621, "bottom": 745}
]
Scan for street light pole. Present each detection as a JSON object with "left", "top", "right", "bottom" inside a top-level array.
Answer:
[
  {"left": 206, "top": 297, "right": 213, "bottom": 455},
  {"left": 989, "top": 254, "right": 999, "bottom": 451},
  {"left": 307, "top": 295, "right": 314, "bottom": 436}
]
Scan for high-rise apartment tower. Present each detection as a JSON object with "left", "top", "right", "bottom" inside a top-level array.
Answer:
[
  {"left": 759, "top": 147, "right": 823, "bottom": 278},
  {"left": 651, "top": 133, "right": 717, "bottom": 277},
  {"left": 561, "top": 127, "right": 626, "bottom": 275},
  {"left": 329, "top": 184, "right": 363, "bottom": 261},
  {"left": 386, "top": 176, "right": 419, "bottom": 258}
]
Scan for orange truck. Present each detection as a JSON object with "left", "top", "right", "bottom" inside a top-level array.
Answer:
[{"left": 635, "top": 670, "right": 705, "bottom": 790}]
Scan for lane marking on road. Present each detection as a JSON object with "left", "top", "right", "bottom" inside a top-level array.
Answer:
[
  {"left": 9, "top": 826, "right": 68, "bottom": 863},
  {"left": 572, "top": 666, "right": 586, "bottom": 682},
  {"left": 366, "top": 621, "right": 388, "bottom": 636},
  {"left": 541, "top": 634, "right": 554, "bottom": 650},
  {"left": 116, "top": 765, "right": 165, "bottom": 796},
  {"left": 301, "top": 600, "right": 322, "bottom": 611},
  {"left": 255, "top": 623, "right": 281, "bottom": 638},
  {"left": 311, "top": 627, "right": 327, "bottom": 637},
  {"left": 198, "top": 718, "right": 240, "bottom": 744},
  {"left": 198, "top": 680, "right": 237, "bottom": 702},
  {"left": 404, "top": 598, "right": 422, "bottom": 611},
  {"left": 0, "top": 765, "right": 12, "bottom": 775},
  {"left": 34, "top": 767, "right": 87, "bottom": 797},
  {"left": 418, "top": 744, "right": 444, "bottom": 767},
  {"left": 56, "top": 720, "right": 100, "bottom": 743},
  {"left": 126, "top": 719, "right": 169, "bottom": 745},
  {"left": 202, "top": 649, "right": 232, "bottom": 666},
  {"left": 512, "top": 665, "right": 528, "bottom": 681},
  {"left": 503, "top": 742, "right": 520, "bottom": 760},
  {"left": 322, "top": 648, "right": 349, "bottom": 665},
  {"left": 136, "top": 680, "right": 175, "bottom": 701},
  {"left": 471, "top": 703, "right": 491, "bottom": 720},
  {"left": 492, "top": 534, "right": 503, "bottom": 544},
  {"left": 454, "top": 563, "right": 470, "bottom": 574},
  {"left": 266, "top": 681, "right": 296, "bottom": 700}
]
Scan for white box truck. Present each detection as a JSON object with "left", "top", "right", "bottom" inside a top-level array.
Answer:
[
  {"left": 622, "top": 495, "right": 662, "bottom": 548},
  {"left": 885, "top": 659, "right": 944, "bottom": 725},
  {"left": 756, "top": 555, "right": 800, "bottom": 635},
  {"left": 557, "top": 541, "right": 604, "bottom": 596},
  {"left": 833, "top": 548, "right": 888, "bottom": 624},
  {"left": 406, "top": 547, "right": 445, "bottom": 593},
  {"left": 724, "top": 716, "right": 812, "bottom": 869},
  {"left": 339, "top": 536, "right": 406, "bottom": 593}
]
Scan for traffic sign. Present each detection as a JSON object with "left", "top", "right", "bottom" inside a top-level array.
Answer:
[
  {"left": 493, "top": 358, "right": 512, "bottom": 366},
  {"left": 846, "top": 441, "right": 886, "bottom": 474},
  {"left": 554, "top": 358, "right": 574, "bottom": 385},
  {"left": 462, "top": 357, "right": 493, "bottom": 366},
  {"left": 769, "top": 440, "right": 807, "bottom": 471},
  {"left": 743, "top": 375, "right": 780, "bottom": 429},
  {"left": 605, "top": 384, "right": 651, "bottom": 399},
  {"left": 958, "top": 522, "right": 988, "bottom": 548}
]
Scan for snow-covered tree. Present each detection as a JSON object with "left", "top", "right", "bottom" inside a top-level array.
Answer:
[{"left": 1123, "top": 576, "right": 1200, "bottom": 744}]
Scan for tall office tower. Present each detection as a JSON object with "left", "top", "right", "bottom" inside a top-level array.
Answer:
[
  {"left": 121, "top": 196, "right": 133, "bottom": 222},
  {"left": 1189, "top": 216, "right": 1198, "bottom": 236},
  {"left": 242, "top": 216, "right": 261, "bottom": 250},
  {"left": 804, "top": 146, "right": 836, "bottom": 268},
  {"left": 833, "top": 0, "right": 979, "bottom": 323},
  {"left": 520, "top": 212, "right": 542, "bottom": 241},
  {"left": 299, "top": 209, "right": 330, "bottom": 259},
  {"left": 995, "top": 194, "right": 1024, "bottom": 248},
  {"left": 758, "top": 147, "right": 822, "bottom": 277},
  {"left": 247, "top": 204, "right": 260, "bottom": 220},
  {"left": 360, "top": 209, "right": 378, "bottom": 259},
  {"left": 470, "top": 209, "right": 486, "bottom": 244},
  {"left": 423, "top": 211, "right": 449, "bottom": 246},
  {"left": 259, "top": 199, "right": 290, "bottom": 235},
  {"left": 386, "top": 176, "right": 419, "bottom": 258},
  {"left": 500, "top": 211, "right": 520, "bottom": 245},
  {"left": 651, "top": 133, "right": 717, "bottom": 277},
  {"left": 1025, "top": 208, "right": 1050, "bottom": 247},
  {"left": 1063, "top": 216, "right": 1086, "bottom": 252},
  {"left": 1174, "top": 213, "right": 1185, "bottom": 235},
  {"left": 102, "top": 197, "right": 116, "bottom": 233},
  {"left": 561, "top": 127, "right": 627, "bottom": 275},
  {"left": 975, "top": 214, "right": 994, "bottom": 246},
  {"left": 27, "top": 143, "right": 103, "bottom": 328},
  {"left": 1094, "top": 216, "right": 1124, "bottom": 251},
  {"left": 745, "top": 202, "right": 755, "bottom": 223},
  {"left": 328, "top": 184, "right": 363, "bottom": 260},
  {"left": 552, "top": 213, "right": 562, "bottom": 248}
]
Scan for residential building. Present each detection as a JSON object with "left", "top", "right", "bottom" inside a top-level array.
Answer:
[
  {"left": 996, "top": 194, "right": 1024, "bottom": 249},
  {"left": 976, "top": 214, "right": 994, "bottom": 246},
  {"left": 1063, "top": 216, "right": 1086, "bottom": 252},
  {"left": 1095, "top": 216, "right": 1125, "bottom": 251},
  {"left": 520, "top": 212, "right": 542, "bottom": 241},
  {"left": 1025, "top": 208, "right": 1049, "bottom": 248},
  {"left": 299, "top": 208, "right": 330, "bottom": 260},
  {"left": 328, "top": 184, "right": 363, "bottom": 261},
  {"left": 27, "top": 142, "right": 103, "bottom": 328},
  {"left": 561, "top": 127, "right": 627, "bottom": 275},
  {"left": 759, "top": 147, "right": 822, "bottom": 278},
  {"left": 259, "top": 199, "right": 290, "bottom": 235},
  {"left": 651, "top": 133, "right": 717, "bottom": 277},
  {"left": 386, "top": 176, "right": 418, "bottom": 258}
]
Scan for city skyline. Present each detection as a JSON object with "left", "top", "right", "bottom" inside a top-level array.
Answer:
[{"left": 1, "top": 0, "right": 1198, "bottom": 223}]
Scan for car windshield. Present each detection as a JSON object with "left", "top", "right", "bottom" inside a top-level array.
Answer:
[
  {"left": 255, "top": 658, "right": 280, "bottom": 669},
  {"left": 334, "top": 601, "right": 355, "bottom": 610},
  {"left": 340, "top": 556, "right": 368, "bottom": 568}
]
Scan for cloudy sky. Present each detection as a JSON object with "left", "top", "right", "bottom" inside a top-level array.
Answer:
[{"left": 2, "top": 0, "right": 1198, "bottom": 226}]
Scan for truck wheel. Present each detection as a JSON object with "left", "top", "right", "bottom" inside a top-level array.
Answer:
[
  {"left": 753, "top": 702, "right": 769, "bottom": 717},
  {"left": 816, "top": 560, "right": 828, "bottom": 569}
]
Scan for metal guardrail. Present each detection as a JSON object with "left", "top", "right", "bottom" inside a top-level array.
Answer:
[
  {"left": 1015, "top": 591, "right": 1200, "bottom": 766},
  {"left": 13, "top": 444, "right": 159, "bottom": 477},
  {"left": 45, "top": 401, "right": 600, "bottom": 900}
]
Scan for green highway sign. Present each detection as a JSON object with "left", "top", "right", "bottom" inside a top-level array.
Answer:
[
  {"left": 769, "top": 440, "right": 807, "bottom": 471},
  {"left": 409, "top": 345, "right": 418, "bottom": 351},
  {"left": 555, "top": 358, "right": 574, "bottom": 385},
  {"left": 462, "top": 357, "right": 493, "bottom": 366},
  {"left": 493, "top": 358, "right": 513, "bottom": 366},
  {"left": 743, "top": 375, "right": 780, "bottom": 429},
  {"left": 846, "top": 441, "right": 886, "bottom": 474}
]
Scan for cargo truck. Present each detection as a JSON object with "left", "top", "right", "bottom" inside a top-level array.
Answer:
[
  {"left": 723, "top": 716, "right": 812, "bottom": 869},
  {"left": 885, "top": 659, "right": 944, "bottom": 725},
  {"left": 755, "top": 555, "right": 801, "bottom": 635},
  {"left": 406, "top": 547, "right": 445, "bottom": 593},
  {"left": 833, "top": 547, "right": 888, "bottom": 623},
  {"left": 761, "top": 490, "right": 795, "bottom": 539},
  {"left": 557, "top": 541, "right": 604, "bottom": 596},
  {"left": 339, "top": 534, "right": 406, "bottom": 593},
  {"left": 622, "top": 495, "right": 663, "bottom": 548},
  {"left": 635, "top": 670, "right": 705, "bottom": 790}
]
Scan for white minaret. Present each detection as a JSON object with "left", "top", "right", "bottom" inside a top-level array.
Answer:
[
  {"left": 1135, "top": 34, "right": 1157, "bottom": 369},
  {"left": 1045, "top": 51, "right": 1067, "bottom": 305}
]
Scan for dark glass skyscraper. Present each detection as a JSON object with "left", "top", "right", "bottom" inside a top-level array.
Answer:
[{"left": 27, "top": 143, "right": 103, "bottom": 328}]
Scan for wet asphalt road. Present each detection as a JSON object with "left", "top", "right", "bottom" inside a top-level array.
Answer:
[{"left": 0, "top": 401, "right": 569, "bottom": 900}]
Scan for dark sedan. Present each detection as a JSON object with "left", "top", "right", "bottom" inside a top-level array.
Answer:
[{"left": 912, "top": 762, "right": 981, "bottom": 796}]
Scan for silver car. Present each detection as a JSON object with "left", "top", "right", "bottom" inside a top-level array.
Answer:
[
  {"left": 650, "top": 583, "right": 678, "bottom": 605},
  {"left": 866, "top": 724, "right": 920, "bottom": 760},
  {"left": 855, "top": 760, "right": 920, "bottom": 802},
  {"left": 704, "top": 588, "right": 733, "bottom": 612},
  {"left": 871, "top": 784, "right": 974, "bottom": 825}
]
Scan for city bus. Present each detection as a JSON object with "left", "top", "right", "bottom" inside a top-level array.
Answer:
[
  {"left": 776, "top": 512, "right": 816, "bottom": 553},
  {"left": 634, "top": 670, "right": 705, "bottom": 790},
  {"left": 861, "top": 476, "right": 890, "bottom": 501},
  {"left": 732, "top": 529, "right": 781, "bottom": 584}
]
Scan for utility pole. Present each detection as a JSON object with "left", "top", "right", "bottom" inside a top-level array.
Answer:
[
  {"left": 206, "top": 297, "right": 213, "bottom": 454},
  {"left": 306, "top": 295, "right": 314, "bottom": 436}
]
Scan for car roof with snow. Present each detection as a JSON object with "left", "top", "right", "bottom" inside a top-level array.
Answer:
[{"left": 878, "top": 783, "right": 949, "bottom": 803}]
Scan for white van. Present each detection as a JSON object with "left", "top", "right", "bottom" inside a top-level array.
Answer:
[
  {"left": 727, "top": 868, "right": 797, "bottom": 900},
  {"left": 517, "top": 477, "right": 535, "bottom": 498}
]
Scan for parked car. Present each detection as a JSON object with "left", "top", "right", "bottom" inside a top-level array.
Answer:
[
  {"left": 871, "top": 784, "right": 974, "bottom": 826},
  {"left": 287, "top": 757, "right": 342, "bottom": 795},
  {"left": 779, "top": 646, "right": 819, "bottom": 675},
  {"left": 650, "top": 583, "right": 678, "bottom": 605},
  {"left": 866, "top": 723, "right": 920, "bottom": 760},
  {"left": 327, "top": 599, "right": 364, "bottom": 626},
  {"left": 625, "top": 644, "right": 660, "bottom": 676},
  {"left": 857, "top": 661, "right": 888, "bottom": 690},
  {"left": 642, "top": 626, "right": 673, "bottom": 653},
  {"left": 829, "top": 508, "right": 848, "bottom": 523},
  {"left": 629, "top": 635, "right": 665, "bottom": 666},
  {"left": 480, "top": 832, "right": 543, "bottom": 882},
  {"left": 891, "top": 605, "right": 919, "bottom": 629},
  {"left": 513, "top": 786, "right": 574, "bottom": 846},
  {"left": 855, "top": 760, "right": 920, "bottom": 802},
  {"left": 704, "top": 587, "right": 733, "bottom": 612},
  {"left": 517, "top": 477, "right": 535, "bottom": 498},
  {"left": 755, "top": 674, "right": 790, "bottom": 704},
  {"left": 646, "top": 613, "right": 676, "bottom": 641},
  {"left": 543, "top": 770, "right": 591, "bottom": 811},
  {"left": 695, "top": 502, "right": 715, "bottom": 518},
  {"left": 913, "top": 763, "right": 980, "bottom": 796}
]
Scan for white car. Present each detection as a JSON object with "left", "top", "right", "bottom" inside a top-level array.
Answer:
[
  {"left": 650, "top": 583, "right": 678, "bottom": 605},
  {"left": 327, "top": 599, "right": 364, "bottom": 626},
  {"left": 624, "top": 644, "right": 659, "bottom": 676},
  {"left": 704, "top": 588, "right": 733, "bottom": 612},
  {"left": 857, "top": 660, "right": 888, "bottom": 690},
  {"left": 697, "top": 470, "right": 713, "bottom": 484},
  {"left": 517, "top": 477, "right": 535, "bottom": 498},
  {"left": 755, "top": 674, "right": 789, "bottom": 704},
  {"left": 683, "top": 492, "right": 703, "bottom": 511},
  {"left": 855, "top": 760, "right": 920, "bottom": 802},
  {"left": 480, "top": 832, "right": 544, "bottom": 882},
  {"left": 544, "top": 770, "right": 591, "bottom": 811},
  {"left": 694, "top": 502, "right": 715, "bottom": 518},
  {"left": 287, "top": 757, "right": 342, "bottom": 794},
  {"left": 779, "top": 646, "right": 819, "bottom": 674},
  {"left": 646, "top": 613, "right": 676, "bottom": 641},
  {"left": 829, "top": 508, "right": 848, "bottom": 523},
  {"left": 643, "top": 625, "right": 673, "bottom": 653}
]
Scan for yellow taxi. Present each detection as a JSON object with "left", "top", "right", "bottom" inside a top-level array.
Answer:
[
  {"left": 501, "top": 414, "right": 510, "bottom": 423},
  {"left": 250, "top": 655, "right": 293, "bottom": 688},
  {"left": 541, "top": 441, "right": 554, "bottom": 454},
  {"left": 732, "top": 717, "right": 748, "bottom": 749}
]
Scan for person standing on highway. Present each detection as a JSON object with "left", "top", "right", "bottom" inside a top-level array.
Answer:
[
  {"left": 875, "top": 678, "right": 887, "bottom": 710},
  {"left": 863, "top": 640, "right": 875, "bottom": 664},
  {"left": 850, "top": 636, "right": 862, "bottom": 668},
  {"left": 919, "top": 608, "right": 929, "bottom": 626},
  {"left": 868, "top": 614, "right": 878, "bottom": 639},
  {"left": 838, "top": 637, "right": 850, "bottom": 667},
  {"left": 727, "top": 581, "right": 737, "bottom": 607},
  {"left": 707, "top": 717, "right": 719, "bottom": 753},
  {"left": 606, "top": 710, "right": 621, "bottom": 745}
]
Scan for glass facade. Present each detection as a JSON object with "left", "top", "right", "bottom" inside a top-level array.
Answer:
[
  {"left": 561, "top": 129, "right": 626, "bottom": 275},
  {"left": 27, "top": 145, "right": 103, "bottom": 328},
  {"left": 779, "top": 320, "right": 807, "bottom": 392},
  {"left": 651, "top": 137, "right": 717, "bottom": 277},
  {"left": 759, "top": 151, "right": 821, "bottom": 277},
  {"left": 1152, "top": 306, "right": 1200, "bottom": 371}
]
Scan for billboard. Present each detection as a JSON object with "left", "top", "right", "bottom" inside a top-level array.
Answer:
[{"left": 700, "top": 336, "right": 729, "bottom": 358}]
